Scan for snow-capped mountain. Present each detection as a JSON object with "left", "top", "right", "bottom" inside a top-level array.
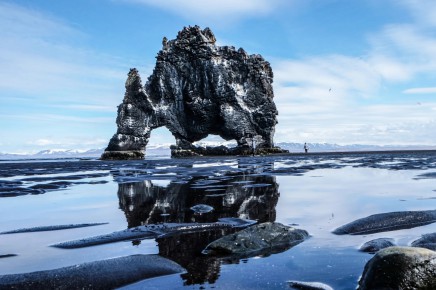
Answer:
[
  {"left": 1, "top": 143, "right": 435, "bottom": 160},
  {"left": 276, "top": 142, "right": 436, "bottom": 153}
]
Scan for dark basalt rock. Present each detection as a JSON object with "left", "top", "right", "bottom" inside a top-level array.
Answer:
[
  {"left": 359, "top": 238, "right": 395, "bottom": 253},
  {"left": 203, "top": 222, "right": 309, "bottom": 257},
  {"left": 333, "top": 210, "right": 436, "bottom": 235},
  {"left": 288, "top": 280, "right": 334, "bottom": 290},
  {"left": 0, "top": 223, "right": 108, "bottom": 235},
  {"left": 102, "top": 26, "right": 286, "bottom": 160},
  {"left": 358, "top": 246, "right": 436, "bottom": 290},
  {"left": 411, "top": 232, "right": 436, "bottom": 250},
  {"left": 51, "top": 218, "right": 256, "bottom": 249},
  {"left": 0, "top": 254, "right": 185, "bottom": 290}
]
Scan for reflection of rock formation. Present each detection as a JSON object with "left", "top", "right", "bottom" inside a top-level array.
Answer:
[
  {"left": 156, "top": 230, "right": 236, "bottom": 285},
  {"left": 102, "top": 26, "right": 283, "bottom": 160},
  {"left": 117, "top": 175, "right": 279, "bottom": 228},
  {"left": 115, "top": 164, "right": 280, "bottom": 285}
]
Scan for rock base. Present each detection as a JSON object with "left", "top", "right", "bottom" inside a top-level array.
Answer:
[
  {"left": 171, "top": 145, "right": 289, "bottom": 158},
  {"left": 101, "top": 151, "right": 145, "bottom": 160}
]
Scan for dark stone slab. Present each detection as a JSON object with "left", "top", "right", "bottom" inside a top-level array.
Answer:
[
  {"left": 0, "top": 254, "right": 185, "bottom": 290},
  {"left": 333, "top": 210, "right": 436, "bottom": 235},
  {"left": 0, "top": 223, "right": 108, "bottom": 235}
]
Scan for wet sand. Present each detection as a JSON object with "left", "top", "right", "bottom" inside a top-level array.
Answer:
[{"left": 0, "top": 151, "right": 435, "bottom": 289}]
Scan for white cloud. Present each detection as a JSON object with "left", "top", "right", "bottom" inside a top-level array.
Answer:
[
  {"left": 0, "top": 2, "right": 127, "bottom": 103},
  {"left": 270, "top": 1, "right": 436, "bottom": 146},
  {"left": 399, "top": 0, "right": 436, "bottom": 27},
  {"left": 403, "top": 87, "right": 436, "bottom": 94},
  {"left": 33, "top": 139, "right": 61, "bottom": 146},
  {"left": 123, "top": 0, "right": 289, "bottom": 24},
  {"left": 28, "top": 137, "right": 108, "bottom": 149}
]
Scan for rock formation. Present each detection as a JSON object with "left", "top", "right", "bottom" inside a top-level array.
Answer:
[{"left": 101, "top": 25, "right": 286, "bottom": 160}]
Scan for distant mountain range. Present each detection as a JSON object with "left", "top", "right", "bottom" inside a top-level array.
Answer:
[
  {"left": 276, "top": 142, "right": 436, "bottom": 153},
  {"left": 1, "top": 143, "right": 435, "bottom": 160}
]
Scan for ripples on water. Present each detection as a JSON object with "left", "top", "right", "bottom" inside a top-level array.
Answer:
[{"left": 0, "top": 151, "right": 435, "bottom": 289}]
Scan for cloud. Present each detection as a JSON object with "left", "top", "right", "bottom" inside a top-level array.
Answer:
[
  {"left": 0, "top": 2, "right": 127, "bottom": 104},
  {"left": 122, "top": 0, "right": 289, "bottom": 24},
  {"left": 0, "top": 113, "right": 112, "bottom": 124},
  {"left": 270, "top": 1, "right": 436, "bottom": 146},
  {"left": 399, "top": 0, "right": 436, "bottom": 27},
  {"left": 403, "top": 87, "right": 436, "bottom": 94},
  {"left": 29, "top": 137, "right": 108, "bottom": 148}
]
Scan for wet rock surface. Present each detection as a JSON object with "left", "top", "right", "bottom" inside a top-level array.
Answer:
[
  {"left": 359, "top": 238, "right": 395, "bottom": 253},
  {"left": 52, "top": 218, "right": 256, "bottom": 249},
  {"left": 411, "top": 232, "right": 436, "bottom": 251},
  {"left": 102, "top": 26, "right": 285, "bottom": 159},
  {"left": 0, "top": 254, "right": 185, "bottom": 290},
  {"left": 204, "top": 222, "right": 309, "bottom": 257},
  {"left": 358, "top": 246, "right": 436, "bottom": 290},
  {"left": 288, "top": 280, "right": 334, "bottom": 290},
  {"left": 0, "top": 223, "right": 108, "bottom": 234},
  {"left": 0, "top": 254, "right": 17, "bottom": 259},
  {"left": 333, "top": 210, "right": 436, "bottom": 235}
]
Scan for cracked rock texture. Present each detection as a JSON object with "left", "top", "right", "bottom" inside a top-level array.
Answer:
[{"left": 102, "top": 26, "right": 284, "bottom": 160}]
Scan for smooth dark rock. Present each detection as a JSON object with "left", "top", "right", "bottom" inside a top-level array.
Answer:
[
  {"left": 0, "top": 254, "right": 17, "bottom": 259},
  {"left": 0, "top": 254, "right": 185, "bottom": 290},
  {"left": 358, "top": 246, "right": 436, "bottom": 290},
  {"left": 288, "top": 280, "right": 334, "bottom": 290},
  {"left": 52, "top": 218, "right": 256, "bottom": 249},
  {"left": 0, "top": 223, "right": 108, "bottom": 235},
  {"left": 333, "top": 210, "right": 436, "bottom": 235},
  {"left": 203, "top": 222, "right": 309, "bottom": 257},
  {"left": 102, "top": 26, "right": 286, "bottom": 160},
  {"left": 411, "top": 232, "right": 436, "bottom": 251},
  {"left": 359, "top": 238, "right": 395, "bottom": 253}
]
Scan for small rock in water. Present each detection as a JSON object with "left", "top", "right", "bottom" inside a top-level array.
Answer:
[
  {"left": 0, "top": 254, "right": 17, "bottom": 259},
  {"left": 190, "top": 204, "right": 214, "bottom": 214},
  {"left": 411, "top": 232, "right": 436, "bottom": 251},
  {"left": 359, "top": 238, "right": 395, "bottom": 253},
  {"left": 288, "top": 280, "right": 334, "bottom": 290}
]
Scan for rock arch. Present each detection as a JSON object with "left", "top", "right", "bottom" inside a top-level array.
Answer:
[{"left": 101, "top": 26, "right": 285, "bottom": 160}]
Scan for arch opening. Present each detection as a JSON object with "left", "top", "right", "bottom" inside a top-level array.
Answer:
[
  {"left": 193, "top": 134, "right": 237, "bottom": 148},
  {"left": 146, "top": 126, "right": 176, "bottom": 157}
]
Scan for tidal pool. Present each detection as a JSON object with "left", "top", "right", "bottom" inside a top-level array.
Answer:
[{"left": 0, "top": 151, "right": 435, "bottom": 289}]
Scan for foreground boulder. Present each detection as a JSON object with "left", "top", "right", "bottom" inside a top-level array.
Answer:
[
  {"left": 0, "top": 255, "right": 185, "bottom": 290},
  {"left": 358, "top": 246, "right": 436, "bottom": 290},
  {"left": 101, "top": 25, "right": 286, "bottom": 160},
  {"left": 203, "top": 222, "right": 309, "bottom": 257},
  {"left": 333, "top": 210, "right": 436, "bottom": 235}
]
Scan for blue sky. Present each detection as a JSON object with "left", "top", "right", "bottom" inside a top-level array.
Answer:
[{"left": 0, "top": 0, "right": 435, "bottom": 153}]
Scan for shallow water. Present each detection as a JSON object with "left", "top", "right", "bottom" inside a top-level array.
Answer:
[{"left": 1, "top": 152, "right": 435, "bottom": 289}]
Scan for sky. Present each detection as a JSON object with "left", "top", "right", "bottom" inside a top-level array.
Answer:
[{"left": 0, "top": 0, "right": 435, "bottom": 153}]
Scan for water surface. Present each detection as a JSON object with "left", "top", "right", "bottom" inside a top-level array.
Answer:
[{"left": 1, "top": 152, "right": 435, "bottom": 289}]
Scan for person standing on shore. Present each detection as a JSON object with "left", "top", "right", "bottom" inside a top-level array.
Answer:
[{"left": 304, "top": 143, "right": 308, "bottom": 153}]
